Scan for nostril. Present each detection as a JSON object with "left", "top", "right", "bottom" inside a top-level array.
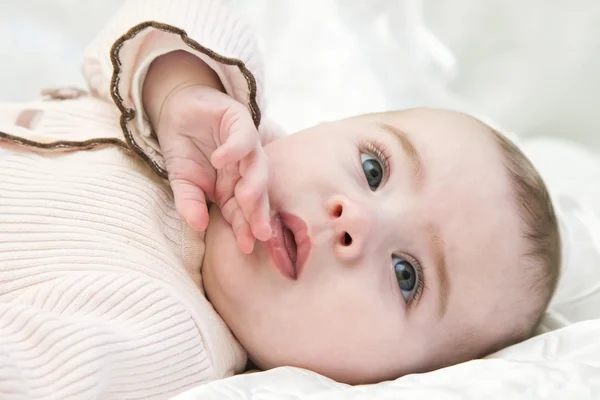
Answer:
[
  {"left": 334, "top": 204, "right": 343, "bottom": 218},
  {"left": 342, "top": 232, "right": 352, "bottom": 246}
]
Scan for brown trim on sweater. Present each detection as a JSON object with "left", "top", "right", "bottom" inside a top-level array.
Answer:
[
  {"left": 110, "top": 21, "right": 262, "bottom": 180},
  {"left": 40, "top": 87, "right": 88, "bottom": 101},
  {"left": 0, "top": 21, "right": 261, "bottom": 182},
  {"left": 0, "top": 130, "right": 131, "bottom": 153}
]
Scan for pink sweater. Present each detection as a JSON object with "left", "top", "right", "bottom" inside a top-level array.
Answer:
[{"left": 0, "top": 0, "right": 276, "bottom": 398}]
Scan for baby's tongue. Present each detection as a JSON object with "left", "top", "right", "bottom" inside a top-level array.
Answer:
[
  {"left": 269, "top": 214, "right": 297, "bottom": 266},
  {"left": 282, "top": 224, "right": 297, "bottom": 265}
]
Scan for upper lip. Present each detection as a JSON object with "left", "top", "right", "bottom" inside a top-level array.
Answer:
[{"left": 280, "top": 212, "right": 311, "bottom": 279}]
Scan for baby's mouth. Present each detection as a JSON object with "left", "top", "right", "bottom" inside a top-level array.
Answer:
[
  {"left": 267, "top": 214, "right": 298, "bottom": 279},
  {"left": 281, "top": 220, "right": 298, "bottom": 266}
]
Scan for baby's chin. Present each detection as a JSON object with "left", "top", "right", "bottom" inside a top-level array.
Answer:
[
  {"left": 205, "top": 205, "right": 234, "bottom": 250},
  {"left": 203, "top": 206, "right": 236, "bottom": 298}
]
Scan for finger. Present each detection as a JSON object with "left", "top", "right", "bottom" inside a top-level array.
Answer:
[
  {"left": 211, "top": 109, "right": 259, "bottom": 169},
  {"left": 211, "top": 134, "right": 256, "bottom": 169},
  {"left": 214, "top": 162, "right": 241, "bottom": 210},
  {"left": 250, "top": 148, "right": 272, "bottom": 239},
  {"left": 248, "top": 190, "right": 271, "bottom": 242},
  {"left": 236, "top": 149, "right": 272, "bottom": 241},
  {"left": 171, "top": 178, "right": 210, "bottom": 231},
  {"left": 236, "top": 224, "right": 255, "bottom": 255},
  {"left": 238, "top": 187, "right": 271, "bottom": 242},
  {"left": 220, "top": 196, "right": 256, "bottom": 254},
  {"left": 163, "top": 146, "right": 214, "bottom": 231}
]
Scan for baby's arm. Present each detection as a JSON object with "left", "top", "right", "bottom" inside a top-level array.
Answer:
[
  {"left": 142, "top": 50, "right": 224, "bottom": 127},
  {"left": 83, "top": 0, "right": 275, "bottom": 249},
  {"left": 1, "top": 1, "right": 271, "bottom": 398}
]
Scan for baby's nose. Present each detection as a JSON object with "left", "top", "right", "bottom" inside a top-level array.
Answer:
[{"left": 325, "top": 195, "right": 373, "bottom": 264}]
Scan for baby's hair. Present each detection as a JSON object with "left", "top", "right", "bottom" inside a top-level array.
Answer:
[{"left": 489, "top": 128, "right": 561, "bottom": 343}]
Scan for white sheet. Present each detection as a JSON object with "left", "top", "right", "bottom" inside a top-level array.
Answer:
[{"left": 173, "top": 322, "right": 600, "bottom": 399}]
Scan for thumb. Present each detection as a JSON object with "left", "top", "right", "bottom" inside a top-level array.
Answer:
[
  {"left": 171, "top": 178, "right": 210, "bottom": 232},
  {"left": 212, "top": 104, "right": 258, "bottom": 169}
]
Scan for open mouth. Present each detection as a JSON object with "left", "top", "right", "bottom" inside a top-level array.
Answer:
[
  {"left": 267, "top": 213, "right": 310, "bottom": 280},
  {"left": 282, "top": 221, "right": 298, "bottom": 266},
  {"left": 267, "top": 214, "right": 297, "bottom": 279}
]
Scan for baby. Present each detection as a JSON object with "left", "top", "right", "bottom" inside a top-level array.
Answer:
[{"left": 0, "top": 0, "right": 560, "bottom": 398}]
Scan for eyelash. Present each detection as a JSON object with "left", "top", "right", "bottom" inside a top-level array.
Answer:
[
  {"left": 358, "top": 139, "right": 426, "bottom": 306},
  {"left": 358, "top": 139, "right": 392, "bottom": 188},
  {"left": 402, "top": 254, "right": 426, "bottom": 307}
]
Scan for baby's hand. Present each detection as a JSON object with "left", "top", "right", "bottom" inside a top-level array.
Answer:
[
  {"left": 155, "top": 84, "right": 271, "bottom": 253},
  {"left": 210, "top": 97, "right": 273, "bottom": 254}
]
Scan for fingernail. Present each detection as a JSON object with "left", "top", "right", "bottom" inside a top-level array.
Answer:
[
  {"left": 210, "top": 155, "right": 221, "bottom": 168},
  {"left": 260, "top": 225, "right": 273, "bottom": 241},
  {"left": 253, "top": 222, "right": 271, "bottom": 242},
  {"left": 240, "top": 237, "right": 254, "bottom": 254}
]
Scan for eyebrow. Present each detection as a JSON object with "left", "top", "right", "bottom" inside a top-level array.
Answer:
[
  {"left": 429, "top": 225, "right": 450, "bottom": 319},
  {"left": 379, "top": 123, "right": 426, "bottom": 189}
]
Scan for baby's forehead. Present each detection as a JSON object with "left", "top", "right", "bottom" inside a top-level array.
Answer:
[
  {"left": 353, "top": 108, "right": 523, "bottom": 272},
  {"left": 423, "top": 173, "right": 522, "bottom": 304},
  {"left": 379, "top": 108, "right": 498, "bottom": 148}
]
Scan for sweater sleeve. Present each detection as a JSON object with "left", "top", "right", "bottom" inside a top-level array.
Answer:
[
  {"left": 0, "top": 272, "right": 221, "bottom": 400},
  {"left": 82, "top": 0, "right": 273, "bottom": 179}
]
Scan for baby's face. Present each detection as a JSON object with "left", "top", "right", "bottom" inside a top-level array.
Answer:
[{"left": 203, "top": 109, "right": 525, "bottom": 383}]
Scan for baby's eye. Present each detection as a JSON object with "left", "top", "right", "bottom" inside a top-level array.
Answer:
[
  {"left": 360, "top": 153, "right": 383, "bottom": 191},
  {"left": 393, "top": 255, "right": 417, "bottom": 302}
]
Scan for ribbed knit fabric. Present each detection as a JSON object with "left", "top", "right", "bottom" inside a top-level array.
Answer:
[{"left": 0, "top": 0, "right": 267, "bottom": 398}]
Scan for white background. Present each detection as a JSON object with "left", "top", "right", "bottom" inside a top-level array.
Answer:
[{"left": 1, "top": 0, "right": 599, "bottom": 149}]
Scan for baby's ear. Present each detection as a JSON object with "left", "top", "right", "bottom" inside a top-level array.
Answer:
[{"left": 258, "top": 118, "right": 287, "bottom": 146}]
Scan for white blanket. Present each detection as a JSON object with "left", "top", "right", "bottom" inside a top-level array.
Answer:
[{"left": 173, "top": 321, "right": 600, "bottom": 399}]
